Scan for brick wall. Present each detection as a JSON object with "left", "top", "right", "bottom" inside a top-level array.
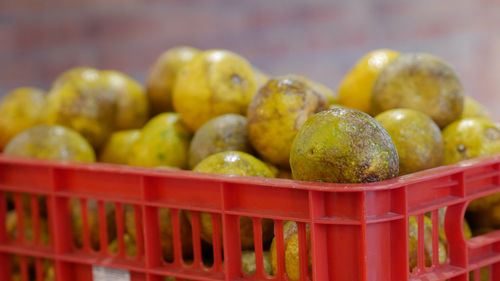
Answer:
[{"left": 1, "top": 0, "right": 500, "bottom": 119}]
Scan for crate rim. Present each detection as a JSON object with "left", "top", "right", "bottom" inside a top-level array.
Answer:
[{"left": 1, "top": 153, "right": 499, "bottom": 193}]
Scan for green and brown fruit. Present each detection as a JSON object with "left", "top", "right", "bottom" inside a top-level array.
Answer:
[
  {"left": 193, "top": 151, "right": 274, "bottom": 249},
  {"left": 99, "top": 129, "right": 141, "bottom": 164},
  {"left": 128, "top": 113, "right": 191, "bottom": 168},
  {"left": 241, "top": 250, "right": 273, "bottom": 275},
  {"left": 290, "top": 106, "right": 399, "bottom": 183},
  {"left": 188, "top": 114, "right": 252, "bottom": 169},
  {"left": 247, "top": 75, "right": 329, "bottom": 168},
  {"left": 270, "top": 221, "right": 311, "bottom": 281},
  {"left": 124, "top": 206, "right": 193, "bottom": 261},
  {"left": 442, "top": 118, "right": 500, "bottom": 165},
  {"left": 173, "top": 49, "right": 256, "bottom": 132},
  {"left": 371, "top": 53, "right": 464, "bottom": 128},
  {"left": 0, "top": 87, "right": 46, "bottom": 151},
  {"left": 4, "top": 125, "right": 95, "bottom": 162},
  {"left": 408, "top": 216, "right": 447, "bottom": 271},
  {"left": 375, "top": 108, "right": 444, "bottom": 175},
  {"left": 147, "top": 46, "right": 201, "bottom": 114}
]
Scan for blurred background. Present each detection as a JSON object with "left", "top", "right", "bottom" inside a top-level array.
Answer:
[{"left": 1, "top": 0, "right": 499, "bottom": 118}]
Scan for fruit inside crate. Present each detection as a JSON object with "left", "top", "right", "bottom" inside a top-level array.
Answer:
[{"left": 1, "top": 154, "right": 500, "bottom": 281}]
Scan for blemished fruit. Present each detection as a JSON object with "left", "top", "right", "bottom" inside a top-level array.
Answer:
[
  {"left": 247, "top": 75, "right": 329, "bottom": 168},
  {"left": 4, "top": 125, "right": 95, "bottom": 162},
  {"left": 408, "top": 216, "right": 447, "bottom": 271},
  {"left": 338, "top": 49, "right": 400, "bottom": 114},
  {"left": 44, "top": 71, "right": 117, "bottom": 149},
  {"left": 442, "top": 118, "right": 500, "bottom": 165},
  {"left": 188, "top": 114, "right": 252, "bottom": 169},
  {"left": 193, "top": 151, "right": 274, "bottom": 249},
  {"left": 51, "top": 67, "right": 100, "bottom": 90},
  {"left": 0, "top": 87, "right": 46, "bottom": 151},
  {"left": 375, "top": 108, "right": 444, "bottom": 175},
  {"left": 290, "top": 106, "right": 399, "bottom": 183},
  {"left": 147, "top": 46, "right": 201, "bottom": 114},
  {"left": 372, "top": 53, "right": 464, "bottom": 128},
  {"left": 99, "top": 129, "right": 141, "bottom": 164},
  {"left": 270, "top": 221, "right": 311, "bottom": 281},
  {"left": 193, "top": 151, "right": 274, "bottom": 178},
  {"left": 461, "top": 96, "right": 490, "bottom": 120},
  {"left": 241, "top": 250, "right": 273, "bottom": 275},
  {"left": 128, "top": 113, "right": 192, "bottom": 168},
  {"left": 101, "top": 70, "right": 150, "bottom": 130},
  {"left": 173, "top": 49, "right": 257, "bottom": 132},
  {"left": 124, "top": 206, "right": 193, "bottom": 261}
]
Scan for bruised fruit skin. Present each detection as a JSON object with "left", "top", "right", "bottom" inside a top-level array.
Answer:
[
  {"left": 147, "top": 46, "right": 201, "bottom": 114},
  {"left": 0, "top": 87, "right": 46, "bottom": 151},
  {"left": 101, "top": 70, "right": 150, "bottom": 130},
  {"left": 188, "top": 114, "right": 252, "bottom": 168},
  {"left": 270, "top": 221, "right": 311, "bottom": 281},
  {"left": 372, "top": 53, "right": 464, "bottom": 128},
  {"left": 173, "top": 49, "right": 256, "bottom": 132},
  {"left": 129, "top": 113, "right": 191, "bottom": 168},
  {"left": 461, "top": 96, "right": 490, "bottom": 120},
  {"left": 99, "top": 129, "right": 141, "bottom": 164},
  {"left": 193, "top": 151, "right": 274, "bottom": 249},
  {"left": 44, "top": 73, "right": 117, "bottom": 149},
  {"left": 247, "top": 75, "right": 328, "bottom": 168},
  {"left": 290, "top": 107, "right": 399, "bottom": 183},
  {"left": 375, "top": 108, "right": 444, "bottom": 175},
  {"left": 442, "top": 118, "right": 500, "bottom": 165},
  {"left": 4, "top": 125, "right": 95, "bottom": 162},
  {"left": 338, "top": 49, "right": 400, "bottom": 114}
]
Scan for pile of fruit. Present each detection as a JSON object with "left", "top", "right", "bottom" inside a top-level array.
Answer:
[{"left": 1, "top": 47, "right": 499, "bottom": 280}]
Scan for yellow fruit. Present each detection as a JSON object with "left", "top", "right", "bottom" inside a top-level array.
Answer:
[
  {"left": 173, "top": 49, "right": 256, "bottom": 132},
  {"left": 247, "top": 75, "right": 328, "bottom": 168},
  {"left": 101, "top": 70, "right": 150, "bottom": 130},
  {"left": 338, "top": 49, "right": 400, "bottom": 114},
  {"left": 408, "top": 216, "right": 447, "bottom": 271},
  {"left": 99, "top": 129, "right": 141, "bottom": 164},
  {"left": 309, "top": 79, "right": 338, "bottom": 106},
  {"left": 270, "top": 221, "right": 311, "bottom": 281},
  {"left": 462, "top": 96, "right": 490, "bottom": 120},
  {"left": 375, "top": 108, "right": 444, "bottom": 175},
  {"left": 241, "top": 250, "right": 272, "bottom": 275},
  {"left": 442, "top": 118, "right": 500, "bottom": 165},
  {"left": 4, "top": 125, "right": 95, "bottom": 162},
  {"left": 253, "top": 67, "right": 269, "bottom": 90},
  {"left": 290, "top": 106, "right": 399, "bottom": 183},
  {"left": 128, "top": 113, "right": 191, "bottom": 168},
  {"left": 0, "top": 87, "right": 46, "bottom": 151},
  {"left": 188, "top": 114, "right": 252, "bottom": 168},
  {"left": 372, "top": 53, "right": 464, "bottom": 128},
  {"left": 147, "top": 46, "right": 201, "bottom": 114},
  {"left": 44, "top": 72, "right": 117, "bottom": 149},
  {"left": 193, "top": 151, "right": 274, "bottom": 178},
  {"left": 52, "top": 67, "right": 100, "bottom": 90},
  {"left": 6, "top": 210, "right": 50, "bottom": 244},
  {"left": 193, "top": 151, "right": 274, "bottom": 249},
  {"left": 124, "top": 206, "right": 193, "bottom": 261}
]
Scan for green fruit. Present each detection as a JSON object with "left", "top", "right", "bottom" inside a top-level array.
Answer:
[
  {"left": 188, "top": 114, "right": 252, "bottom": 169},
  {"left": 290, "top": 106, "right": 399, "bottom": 183},
  {"left": 375, "top": 108, "right": 443, "bottom": 175},
  {"left": 372, "top": 53, "right": 464, "bottom": 128}
]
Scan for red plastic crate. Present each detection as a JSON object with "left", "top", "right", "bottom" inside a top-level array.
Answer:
[{"left": 1, "top": 154, "right": 500, "bottom": 281}]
